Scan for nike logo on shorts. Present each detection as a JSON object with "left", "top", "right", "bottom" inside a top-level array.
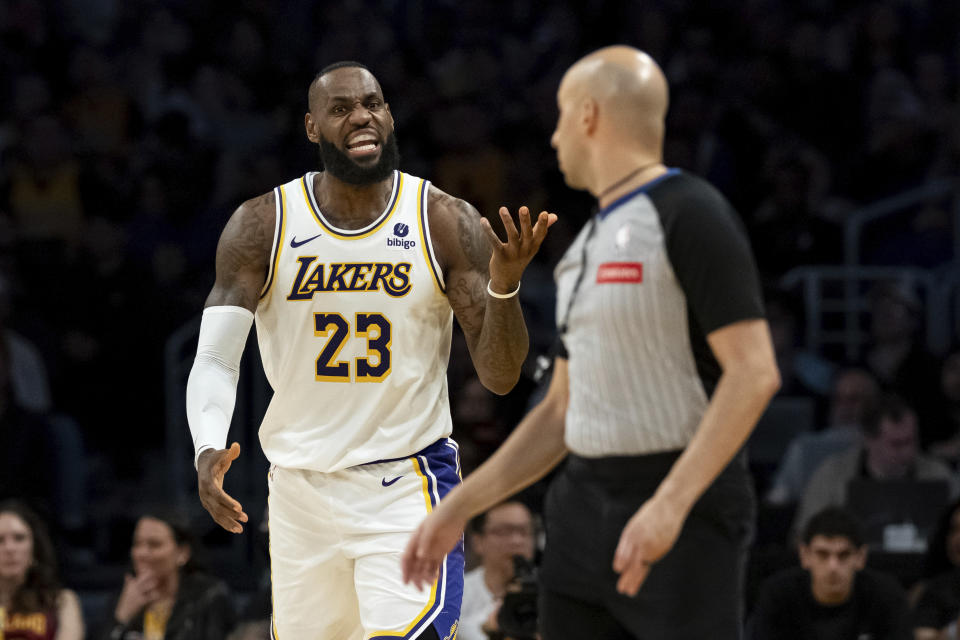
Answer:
[
  {"left": 290, "top": 233, "right": 322, "bottom": 248},
  {"left": 381, "top": 476, "right": 403, "bottom": 486}
]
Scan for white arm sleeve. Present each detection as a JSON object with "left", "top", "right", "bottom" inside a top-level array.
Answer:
[{"left": 186, "top": 306, "right": 254, "bottom": 467}]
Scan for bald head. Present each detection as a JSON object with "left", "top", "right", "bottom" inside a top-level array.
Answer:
[{"left": 560, "top": 46, "right": 668, "bottom": 147}]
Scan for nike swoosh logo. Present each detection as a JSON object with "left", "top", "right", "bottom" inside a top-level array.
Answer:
[
  {"left": 381, "top": 476, "right": 403, "bottom": 487},
  {"left": 290, "top": 233, "right": 322, "bottom": 248}
]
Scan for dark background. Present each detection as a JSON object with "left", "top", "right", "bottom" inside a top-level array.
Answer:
[{"left": 0, "top": 0, "right": 957, "bottom": 628}]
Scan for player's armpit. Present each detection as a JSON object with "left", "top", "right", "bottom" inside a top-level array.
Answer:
[{"left": 205, "top": 190, "right": 278, "bottom": 312}]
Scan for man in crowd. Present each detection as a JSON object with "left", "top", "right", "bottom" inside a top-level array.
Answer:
[
  {"left": 795, "top": 394, "right": 957, "bottom": 536},
  {"left": 750, "top": 506, "right": 911, "bottom": 639},
  {"left": 767, "top": 367, "right": 880, "bottom": 505}
]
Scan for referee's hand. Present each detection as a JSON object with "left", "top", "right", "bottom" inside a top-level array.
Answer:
[
  {"left": 612, "top": 496, "right": 685, "bottom": 596},
  {"left": 401, "top": 501, "right": 466, "bottom": 591}
]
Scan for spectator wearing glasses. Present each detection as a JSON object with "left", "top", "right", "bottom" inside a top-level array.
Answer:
[{"left": 461, "top": 501, "right": 536, "bottom": 640}]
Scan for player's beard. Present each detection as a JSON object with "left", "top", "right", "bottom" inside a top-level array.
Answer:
[{"left": 318, "top": 131, "right": 400, "bottom": 185}]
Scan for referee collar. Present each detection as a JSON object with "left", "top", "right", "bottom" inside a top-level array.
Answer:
[{"left": 596, "top": 168, "right": 681, "bottom": 220}]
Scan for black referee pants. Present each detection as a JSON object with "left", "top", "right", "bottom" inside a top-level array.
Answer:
[{"left": 538, "top": 450, "right": 755, "bottom": 640}]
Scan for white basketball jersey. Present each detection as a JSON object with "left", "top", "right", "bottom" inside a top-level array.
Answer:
[{"left": 255, "top": 170, "right": 453, "bottom": 472}]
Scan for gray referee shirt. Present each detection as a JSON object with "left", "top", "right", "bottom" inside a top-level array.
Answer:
[{"left": 555, "top": 169, "right": 764, "bottom": 457}]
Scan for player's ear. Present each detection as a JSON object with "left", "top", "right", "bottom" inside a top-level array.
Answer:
[{"left": 305, "top": 113, "right": 320, "bottom": 144}]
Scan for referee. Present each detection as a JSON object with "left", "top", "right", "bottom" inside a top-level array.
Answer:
[{"left": 403, "top": 46, "right": 780, "bottom": 639}]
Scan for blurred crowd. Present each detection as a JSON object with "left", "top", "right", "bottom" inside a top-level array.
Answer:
[{"left": 0, "top": 0, "right": 958, "bottom": 637}]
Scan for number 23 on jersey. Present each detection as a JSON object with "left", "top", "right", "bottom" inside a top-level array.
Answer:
[{"left": 314, "top": 312, "right": 392, "bottom": 382}]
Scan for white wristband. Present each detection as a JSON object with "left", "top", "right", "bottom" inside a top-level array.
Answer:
[{"left": 486, "top": 279, "right": 520, "bottom": 299}]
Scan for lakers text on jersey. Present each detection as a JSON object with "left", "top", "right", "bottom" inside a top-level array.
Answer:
[{"left": 255, "top": 170, "right": 453, "bottom": 472}]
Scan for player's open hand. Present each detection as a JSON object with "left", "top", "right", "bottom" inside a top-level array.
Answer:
[
  {"left": 482, "top": 206, "right": 557, "bottom": 294},
  {"left": 612, "top": 496, "right": 686, "bottom": 596},
  {"left": 197, "top": 442, "right": 248, "bottom": 534},
  {"left": 401, "top": 501, "right": 467, "bottom": 591}
]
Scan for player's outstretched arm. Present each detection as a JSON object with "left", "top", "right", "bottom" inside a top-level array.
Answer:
[
  {"left": 402, "top": 357, "right": 570, "bottom": 589},
  {"left": 429, "top": 187, "right": 556, "bottom": 395},
  {"left": 188, "top": 191, "right": 276, "bottom": 534}
]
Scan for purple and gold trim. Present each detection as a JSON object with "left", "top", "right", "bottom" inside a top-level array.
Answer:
[
  {"left": 260, "top": 185, "right": 287, "bottom": 299},
  {"left": 301, "top": 171, "right": 403, "bottom": 240},
  {"left": 417, "top": 180, "right": 445, "bottom": 294}
]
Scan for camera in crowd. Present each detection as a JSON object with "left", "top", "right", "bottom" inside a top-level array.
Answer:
[{"left": 496, "top": 554, "right": 539, "bottom": 640}]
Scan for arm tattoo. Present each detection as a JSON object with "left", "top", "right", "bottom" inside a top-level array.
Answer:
[
  {"left": 450, "top": 274, "right": 485, "bottom": 336},
  {"left": 208, "top": 190, "right": 275, "bottom": 310},
  {"left": 456, "top": 202, "right": 491, "bottom": 273},
  {"left": 220, "top": 201, "right": 272, "bottom": 274},
  {"left": 428, "top": 187, "right": 490, "bottom": 275}
]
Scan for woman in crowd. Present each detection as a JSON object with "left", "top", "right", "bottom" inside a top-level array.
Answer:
[
  {"left": 0, "top": 500, "right": 84, "bottom": 640},
  {"left": 99, "top": 510, "right": 235, "bottom": 640}
]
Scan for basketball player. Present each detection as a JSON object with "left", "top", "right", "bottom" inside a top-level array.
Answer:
[
  {"left": 186, "top": 61, "right": 556, "bottom": 640},
  {"left": 403, "top": 46, "right": 780, "bottom": 639}
]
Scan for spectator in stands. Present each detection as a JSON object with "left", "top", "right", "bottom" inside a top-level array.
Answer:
[
  {"left": 0, "top": 270, "right": 52, "bottom": 413},
  {"left": 765, "top": 289, "right": 835, "bottom": 399},
  {"left": 0, "top": 329, "right": 62, "bottom": 518},
  {"left": 0, "top": 303, "right": 87, "bottom": 541},
  {"left": 460, "top": 501, "right": 536, "bottom": 640},
  {"left": 794, "top": 395, "right": 957, "bottom": 536},
  {"left": 453, "top": 376, "right": 510, "bottom": 476},
  {"left": 748, "top": 144, "right": 841, "bottom": 279},
  {"left": 0, "top": 500, "right": 84, "bottom": 640},
  {"left": 861, "top": 280, "right": 942, "bottom": 445},
  {"left": 98, "top": 510, "right": 235, "bottom": 640},
  {"left": 913, "top": 498, "right": 960, "bottom": 639},
  {"left": 6, "top": 114, "right": 85, "bottom": 257},
  {"left": 767, "top": 367, "right": 880, "bottom": 505},
  {"left": 928, "top": 351, "right": 960, "bottom": 464},
  {"left": 750, "top": 507, "right": 911, "bottom": 639}
]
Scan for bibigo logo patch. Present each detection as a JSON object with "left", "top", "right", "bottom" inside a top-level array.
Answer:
[{"left": 387, "top": 222, "right": 416, "bottom": 250}]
